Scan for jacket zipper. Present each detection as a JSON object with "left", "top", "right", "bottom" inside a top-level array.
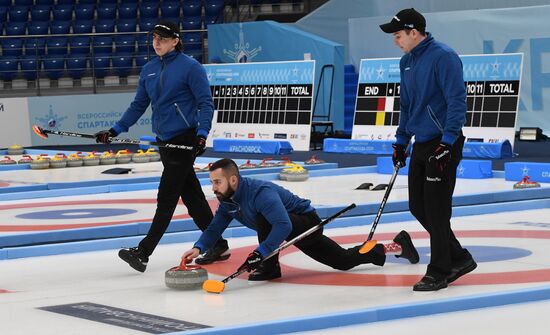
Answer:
[
  {"left": 175, "top": 103, "right": 191, "bottom": 128},
  {"left": 427, "top": 105, "right": 444, "bottom": 132}
]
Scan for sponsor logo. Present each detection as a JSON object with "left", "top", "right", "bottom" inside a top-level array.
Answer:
[
  {"left": 290, "top": 134, "right": 298, "bottom": 139},
  {"left": 229, "top": 145, "right": 262, "bottom": 153},
  {"left": 247, "top": 133, "right": 255, "bottom": 138},
  {"left": 258, "top": 133, "right": 270, "bottom": 139},
  {"left": 234, "top": 133, "right": 245, "bottom": 138},
  {"left": 0, "top": 103, "right": 4, "bottom": 112},
  {"left": 426, "top": 176, "right": 441, "bottom": 182},
  {"left": 223, "top": 132, "right": 232, "bottom": 138},
  {"left": 274, "top": 133, "right": 287, "bottom": 139}
]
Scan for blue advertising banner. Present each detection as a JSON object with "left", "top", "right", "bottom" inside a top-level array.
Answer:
[{"left": 28, "top": 93, "right": 153, "bottom": 146}]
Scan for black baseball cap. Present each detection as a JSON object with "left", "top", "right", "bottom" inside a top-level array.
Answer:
[
  {"left": 152, "top": 21, "right": 180, "bottom": 39},
  {"left": 379, "top": 8, "right": 426, "bottom": 33}
]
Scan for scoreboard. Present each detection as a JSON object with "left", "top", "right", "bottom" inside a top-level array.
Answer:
[
  {"left": 352, "top": 53, "right": 523, "bottom": 145},
  {"left": 204, "top": 60, "right": 315, "bottom": 151}
]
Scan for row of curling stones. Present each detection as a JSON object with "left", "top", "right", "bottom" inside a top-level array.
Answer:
[{"left": 165, "top": 259, "right": 208, "bottom": 290}]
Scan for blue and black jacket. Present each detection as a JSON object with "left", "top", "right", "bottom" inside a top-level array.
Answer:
[
  {"left": 396, "top": 33, "right": 467, "bottom": 146},
  {"left": 194, "top": 177, "right": 314, "bottom": 257},
  {"left": 112, "top": 50, "right": 214, "bottom": 140}
]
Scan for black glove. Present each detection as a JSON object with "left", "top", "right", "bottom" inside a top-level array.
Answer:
[
  {"left": 94, "top": 128, "right": 117, "bottom": 144},
  {"left": 392, "top": 144, "right": 407, "bottom": 168},
  {"left": 238, "top": 250, "right": 263, "bottom": 272},
  {"left": 429, "top": 143, "right": 452, "bottom": 172},
  {"left": 195, "top": 135, "right": 207, "bottom": 157}
]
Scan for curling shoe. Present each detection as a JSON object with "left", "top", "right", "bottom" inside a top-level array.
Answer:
[
  {"left": 195, "top": 242, "right": 231, "bottom": 265},
  {"left": 248, "top": 263, "right": 282, "bottom": 281},
  {"left": 447, "top": 257, "right": 477, "bottom": 283},
  {"left": 413, "top": 275, "right": 448, "bottom": 291},
  {"left": 118, "top": 247, "right": 149, "bottom": 273},
  {"left": 393, "top": 230, "right": 420, "bottom": 264}
]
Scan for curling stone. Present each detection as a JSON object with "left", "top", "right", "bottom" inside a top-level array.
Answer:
[
  {"left": 145, "top": 148, "right": 161, "bottom": 162},
  {"left": 99, "top": 151, "right": 116, "bottom": 165},
  {"left": 30, "top": 155, "right": 50, "bottom": 170},
  {"left": 0, "top": 156, "right": 17, "bottom": 165},
  {"left": 18, "top": 155, "right": 34, "bottom": 164},
  {"left": 279, "top": 163, "right": 309, "bottom": 182},
  {"left": 304, "top": 155, "right": 325, "bottom": 165},
  {"left": 132, "top": 150, "right": 150, "bottom": 163},
  {"left": 514, "top": 176, "right": 541, "bottom": 189},
  {"left": 83, "top": 152, "right": 100, "bottom": 166},
  {"left": 7, "top": 144, "right": 24, "bottom": 155},
  {"left": 115, "top": 150, "right": 132, "bottom": 164},
  {"left": 258, "top": 158, "right": 277, "bottom": 168},
  {"left": 49, "top": 153, "right": 67, "bottom": 168},
  {"left": 165, "top": 259, "right": 208, "bottom": 290},
  {"left": 239, "top": 159, "right": 258, "bottom": 169},
  {"left": 276, "top": 157, "right": 293, "bottom": 166},
  {"left": 200, "top": 162, "right": 213, "bottom": 172},
  {"left": 67, "top": 153, "right": 83, "bottom": 167}
]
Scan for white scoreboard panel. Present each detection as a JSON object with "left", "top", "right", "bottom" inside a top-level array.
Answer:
[
  {"left": 205, "top": 60, "right": 316, "bottom": 151},
  {"left": 352, "top": 53, "right": 523, "bottom": 145}
]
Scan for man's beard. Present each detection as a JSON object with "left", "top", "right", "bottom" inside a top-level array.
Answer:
[{"left": 215, "top": 187, "right": 235, "bottom": 202}]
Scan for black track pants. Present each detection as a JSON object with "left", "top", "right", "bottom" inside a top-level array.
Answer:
[
  {"left": 256, "top": 211, "right": 385, "bottom": 271},
  {"left": 138, "top": 130, "right": 227, "bottom": 256},
  {"left": 408, "top": 135, "right": 470, "bottom": 278}
]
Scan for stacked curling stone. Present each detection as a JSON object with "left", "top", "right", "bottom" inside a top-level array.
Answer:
[
  {"left": 99, "top": 151, "right": 117, "bottom": 165},
  {"left": 165, "top": 259, "right": 208, "bottom": 290},
  {"left": 199, "top": 162, "right": 213, "bottom": 172},
  {"left": 239, "top": 159, "right": 258, "bottom": 169},
  {"left": 145, "top": 148, "right": 161, "bottom": 162},
  {"left": 83, "top": 152, "right": 100, "bottom": 166},
  {"left": 49, "top": 153, "right": 68, "bottom": 168},
  {"left": 67, "top": 152, "right": 84, "bottom": 167},
  {"left": 304, "top": 155, "right": 325, "bottom": 165},
  {"left": 0, "top": 156, "right": 17, "bottom": 165},
  {"left": 132, "top": 149, "right": 150, "bottom": 163},
  {"left": 115, "top": 150, "right": 132, "bottom": 164},
  {"left": 258, "top": 158, "right": 277, "bottom": 168},
  {"left": 30, "top": 154, "right": 50, "bottom": 170},
  {"left": 18, "top": 155, "right": 34, "bottom": 165},
  {"left": 279, "top": 163, "right": 309, "bottom": 182},
  {"left": 7, "top": 144, "right": 24, "bottom": 155}
]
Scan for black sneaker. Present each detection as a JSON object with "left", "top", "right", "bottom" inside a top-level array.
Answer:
[
  {"left": 118, "top": 247, "right": 148, "bottom": 273},
  {"left": 248, "top": 263, "right": 282, "bottom": 281},
  {"left": 447, "top": 257, "right": 477, "bottom": 283},
  {"left": 195, "top": 243, "right": 231, "bottom": 265},
  {"left": 393, "top": 230, "right": 420, "bottom": 264},
  {"left": 413, "top": 275, "right": 448, "bottom": 291}
]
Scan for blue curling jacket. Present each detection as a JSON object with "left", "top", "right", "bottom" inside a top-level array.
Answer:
[
  {"left": 112, "top": 50, "right": 214, "bottom": 140},
  {"left": 194, "top": 177, "right": 314, "bottom": 257},
  {"left": 395, "top": 33, "right": 466, "bottom": 146}
]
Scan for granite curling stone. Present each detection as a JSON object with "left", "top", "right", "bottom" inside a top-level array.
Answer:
[
  {"left": 67, "top": 153, "right": 84, "bottom": 167},
  {"left": 7, "top": 144, "right": 24, "bottom": 155},
  {"left": 30, "top": 155, "right": 50, "bottom": 169},
  {"left": 165, "top": 260, "right": 208, "bottom": 290},
  {"left": 279, "top": 163, "right": 309, "bottom": 181},
  {"left": 115, "top": 150, "right": 132, "bottom": 164},
  {"left": 0, "top": 156, "right": 17, "bottom": 165},
  {"left": 83, "top": 152, "right": 100, "bottom": 166},
  {"left": 132, "top": 150, "right": 150, "bottom": 163},
  {"left": 49, "top": 153, "right": 68, "bottom": 168},
  {"left": 145, "top": 148, "right": 161, "bottom": 162}
]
